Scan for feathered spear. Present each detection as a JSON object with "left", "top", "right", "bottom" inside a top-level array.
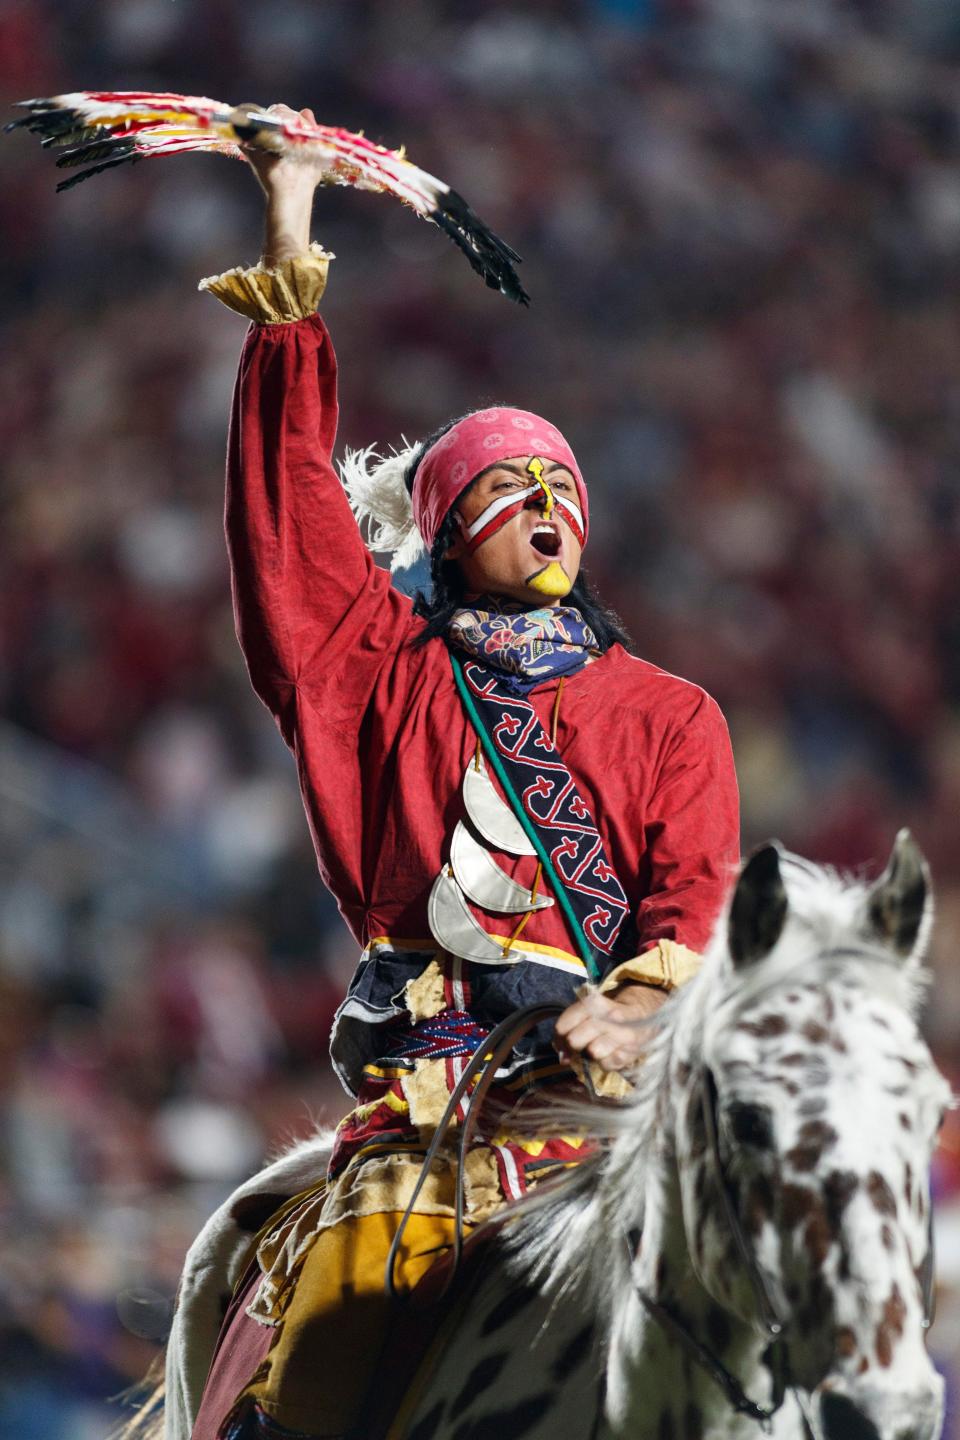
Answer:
[{"left": 6, "top": 91, "right": 528, "bottom": 305}]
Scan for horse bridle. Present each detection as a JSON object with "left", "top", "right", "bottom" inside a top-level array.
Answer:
[{"left": 630, "top": 1063, "right": 937, "bottom": 1435}]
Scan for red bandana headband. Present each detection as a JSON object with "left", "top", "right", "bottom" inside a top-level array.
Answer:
[{"left": 411, "top": 407, "right": 589, "bottom": 555}]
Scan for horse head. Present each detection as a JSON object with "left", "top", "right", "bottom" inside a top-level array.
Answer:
[{"left": 660, "top": 831, "right": 950, "bottom": 1440}]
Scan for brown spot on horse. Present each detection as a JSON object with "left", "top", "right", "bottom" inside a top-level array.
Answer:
[
  {"left": 746, "top": 1174, "right": 774, "bottom": 1236},
  {"left": 875, "top": 1284, "right": 906, "bottom": 1368},
  {"left": 823, "top": 1170, "right": 858, "bottom": 1237},
  {"left": 835, "top": 1325, "right": 858, "bottom": 1358},
  {"left": 786, "top": 1120, "right": 837, "bottom": 1172},
  {"left": 805, "top": 1206, "right": 832, "bottom": 1267},
  {"left": 739, "top": 1014, "right": 789, "bottom": 1039},
  {"left": 782, "top": 1183, "right": 816, "bottom": 1228},
  {"left": 866, "top": 1172, "right": 898, "bottom": 1218}
]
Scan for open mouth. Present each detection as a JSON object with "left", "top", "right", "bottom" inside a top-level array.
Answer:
[{"left": 530, "top": 523, "right": 561, "bottom": 558}]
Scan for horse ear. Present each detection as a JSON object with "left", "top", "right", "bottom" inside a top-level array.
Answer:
[
  {"left": 866, "top": 829, "right": 930, "bottom": 959},
  {"left": 729, "top": 844, "right": 788, "bottom": 968}
]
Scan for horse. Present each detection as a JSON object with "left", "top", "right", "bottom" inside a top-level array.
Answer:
[{"left": 130, "top": 832, "right": 950, "bottom": 1440}]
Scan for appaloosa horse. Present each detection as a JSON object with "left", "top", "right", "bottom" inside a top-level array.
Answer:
[{"left": 135, "top": 833, "right": 950, "bottom": 1440}]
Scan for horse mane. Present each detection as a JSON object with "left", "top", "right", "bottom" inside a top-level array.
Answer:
[
  {"left": 500, "top": 854, "right": 932, "bottom": 1334},
  {"left": 498, "top": 989, "right": 679, "bottom": 1325}
]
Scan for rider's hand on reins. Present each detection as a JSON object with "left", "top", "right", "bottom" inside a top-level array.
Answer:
[{"left": 553, "top": 983, "right": 667, "bottom": 1072}]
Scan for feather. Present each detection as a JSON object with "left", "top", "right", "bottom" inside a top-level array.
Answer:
[
  {"left": 6, "top": 91, "right": 529, "bottom": 304},
  {"left": 56, "top": 151, "right": 142, "bottom": 192},
  {"left": 338, "top": 443, "right": 427, "bottom": 573}
]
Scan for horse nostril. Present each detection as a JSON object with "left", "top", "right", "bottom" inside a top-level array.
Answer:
[{"left": 820, "top": 1391, "right": 883, "bottom": 1440}]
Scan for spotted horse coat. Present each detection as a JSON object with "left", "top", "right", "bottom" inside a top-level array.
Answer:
[{"left": 394, "top": 832, "right": 950, "bottom": 1440}]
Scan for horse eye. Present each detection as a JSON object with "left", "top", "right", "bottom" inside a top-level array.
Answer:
[{"left": 727, "top": 1102, "right": 774, "bottom": 1150}]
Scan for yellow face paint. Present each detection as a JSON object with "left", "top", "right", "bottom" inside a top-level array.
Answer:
[
  {"left": 528, "top": 561, "right": 571, "bottom": 598},
  {"left": 525, "top": 456, "right": 555, "bottom": 519},
  {"left": 524, "top": 458, "right": 568, "bottom": 596}
]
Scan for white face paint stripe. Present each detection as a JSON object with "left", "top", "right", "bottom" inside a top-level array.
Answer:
[
  {"left": 463, "top": 484, "right": 585, "bottom": 544},
  {"left": 555, "top": 494, "right": 585, "bottom": 542},
  {"left": 464, "top": 483, "right": 541, "bottom": 540}
]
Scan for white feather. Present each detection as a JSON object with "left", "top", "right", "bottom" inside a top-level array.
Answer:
[{"left": 338, "top": 442, "right": 427, "bottom": 573}]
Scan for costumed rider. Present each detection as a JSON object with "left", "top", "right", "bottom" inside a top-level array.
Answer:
[{"left": 187, "top": 105, "right": 740, "bottom": 1440}]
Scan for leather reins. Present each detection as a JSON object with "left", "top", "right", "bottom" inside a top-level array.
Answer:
[{"left": 385, "top": 1001, "right": 569, "bottom": 1301}]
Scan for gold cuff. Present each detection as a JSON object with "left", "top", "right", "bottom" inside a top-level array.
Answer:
[
  {"left": 198, "top": 241, "right": 334, "bottom": 323},
  {"left": 599, "top": 940, "right": 702, "bottom": 996}
]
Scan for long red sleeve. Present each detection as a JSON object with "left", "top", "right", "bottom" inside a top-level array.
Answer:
[
  {"left": 225, "top": 314, "right": 427, "bottom": 932},
  {"left": 225, "top": 313, "right": 413, "bottom": 740}
]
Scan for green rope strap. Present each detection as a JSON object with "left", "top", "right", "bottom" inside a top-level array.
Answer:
[{"left": 449, "top": 650, "right": 601, "bottom": 982}]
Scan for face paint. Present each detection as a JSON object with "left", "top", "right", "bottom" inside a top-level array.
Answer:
[
  {"left": 527, "top": 560, "right": 572, "bottom": 598},
  {"left": 458, "top": 459, "right": 586, "bottom": 555},
  {"left": 525, "top": 456, "right": 556, "bottom": 517}
]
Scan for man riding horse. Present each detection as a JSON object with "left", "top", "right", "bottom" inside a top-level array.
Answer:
[{"left": 183, "top": 103, "right": 739, "bottom": 1439}]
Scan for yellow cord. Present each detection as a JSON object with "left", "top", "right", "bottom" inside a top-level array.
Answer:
[{"left": 501, "top": 907, "right": 534, "bottom": 956}]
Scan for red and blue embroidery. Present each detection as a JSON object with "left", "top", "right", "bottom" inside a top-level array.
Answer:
[
  {"left": 386, "top": 1010, "right": 491, "bottom": 1061},
  {"left": 460, "top": 660, "right": 634, "bottom": 960}
]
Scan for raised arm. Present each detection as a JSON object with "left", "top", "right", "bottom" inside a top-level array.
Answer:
[{"left": 204, "top": 106, "right": 413, "bottom": 741}]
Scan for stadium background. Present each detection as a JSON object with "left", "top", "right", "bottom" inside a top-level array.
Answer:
[{"left": 1, "top": 1, "right": 960, "bottom": 1434}]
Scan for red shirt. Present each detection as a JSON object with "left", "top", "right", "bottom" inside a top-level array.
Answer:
[{"left": 226, "top": 313, "right": 740, "bottom": 1091}]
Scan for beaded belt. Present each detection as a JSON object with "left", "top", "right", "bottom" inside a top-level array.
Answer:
[{"left": 382, "top": 1008, "right": 491, "bottom": 1062}]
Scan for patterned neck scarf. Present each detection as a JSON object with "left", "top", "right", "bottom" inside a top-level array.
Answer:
[{"left": 447, "top": 597, "right": 599, "bottom": 694}]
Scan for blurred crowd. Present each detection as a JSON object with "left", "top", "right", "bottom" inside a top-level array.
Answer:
[{"left": 2, "top": 0, "right": 960, "bottom": 1434}]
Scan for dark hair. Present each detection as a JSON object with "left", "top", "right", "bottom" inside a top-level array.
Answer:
[{"left": 403, "top": 414, "right": 632, "bottom": 652}]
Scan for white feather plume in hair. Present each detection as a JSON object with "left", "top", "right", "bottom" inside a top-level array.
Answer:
[{"left": 338, "top": 441, "right": 427, "bottom": 573}]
